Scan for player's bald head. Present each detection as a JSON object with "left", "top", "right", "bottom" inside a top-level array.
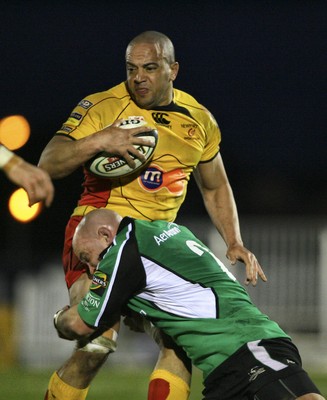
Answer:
[
  {"left": 72, "top": 209, "right": 123, "bottom": 268},
  {"left": 73, "top": 209, "right": 122, "bottom": 246},
  {"left": 126, "top": 31, "right": 176, "bottom": 64}
]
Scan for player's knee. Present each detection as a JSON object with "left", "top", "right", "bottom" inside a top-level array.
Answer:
[
  {"left": 155, "top": 348, "right": 191, "bottom": 385},
  {"left": 74, "top": 347, "right": 109, "bottom": 373},
  {"left": 297, "top": 394, "right": 326, "bottom": 400}
]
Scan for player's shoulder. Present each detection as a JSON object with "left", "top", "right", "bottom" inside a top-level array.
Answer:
[
  {"left": 173, "top": 88, "right": 217, "bottom": 124},
  {"left": 173, "top": 88, "right": 203, "bottom": 108},
  {"left": 76, "top": 82, "right": 129, "bottom": 110}
]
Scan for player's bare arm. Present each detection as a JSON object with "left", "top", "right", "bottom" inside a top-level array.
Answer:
[
  {"left": 8, "top": 159, "right": 55, "bottom": 207},
  {"left": 55, "top": 305, "right": 94, "bottom": 340},
  {"left": 38, "top": 122, "right": 155, "bottom": 179},
  {"left": 0, "top": 145, "right": 54, "bottom": 207},
  {"left": 193, "top": 153, "right": 267, "bottom": 286}
]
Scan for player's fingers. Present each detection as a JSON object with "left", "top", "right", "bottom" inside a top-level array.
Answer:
[
  {"left": 244, "top": 264, "right": 256, "bottom": 286},
  {"left": 244, "top": 255, "right": 258, "bottom": 286},
  {"left": 27, "top": 192, "right": 37, "bottom": 207},
  {"left": 131, "top": 125, "right": 153, "bottom": 134},
  {"left": 130, "top": 134, "right": 155, "bottom": 147},
  {"left": 125, "top": 146, "right": 147, "bottom": 164},
  {"left": 27, "top": 179, "right": 54, "bottom": 208},
  {"left": 28, "top": 189, "right": 43, "bottom": 207},
  {"left": 257, "top": 264, "right": 268, "bottom": 283},
  {"left": 226, "top": 251, "right": 237, "bottom": 265},
  {"left": 119, "top": 149, "right": 137, "bottom": 169},
  {"left": 26, "top": 181, "right": 41, "bottom": 206},
  {"left": 43, "top": 181, "right": 55, "bottom": 208},
  {"left": 245, "top": 259, "right": 267, "bottom": 286}
]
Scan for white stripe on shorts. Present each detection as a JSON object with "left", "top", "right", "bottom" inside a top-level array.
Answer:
[{"left": 247, "top": 340, "right": 288, "bottom": 371}]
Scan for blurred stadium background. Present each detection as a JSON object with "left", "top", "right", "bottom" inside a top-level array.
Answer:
[{"left": 1, "top": 1, "right": 326, "bottom": 398}]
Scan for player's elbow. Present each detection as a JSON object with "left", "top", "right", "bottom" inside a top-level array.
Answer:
[
  {"left": 69, "top": 316, "right": 94, "bottom": 339},
  {"left": 38, "top": 157, "right": 68, "bottom": 179}
]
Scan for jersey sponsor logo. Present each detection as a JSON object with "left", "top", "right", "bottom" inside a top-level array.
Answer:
[
  {"left": 59, "top": 124, "right": 73, "bottom": 133},
  {"left": 90, "top": 271, "right": 108, "bottom": 297},
  {"left": 120, "top": 116, "right": 146, "bottom": 127},
  {"left": 138, "top": 165, "right": 186, "bottom": 195},
  {"left": 248, "top": 366, "right": 266, "bottom": 382},
  {"left": 78, "top": 99, "right": 93, "bottom": 109},
  {"left": 67, "top": 116, "right": 82, "bottom": 127},
  {"left": 91, "top": 271, "right": 108, "bottom": 289},
  {"left": 153, "top": 223, "right": 181, "bottom": 246},
  {"left": 70, "top": 112, "right": 83, "bottom": 121},
  {"left": 186, "top": 127, "right": 196, "bottom": 139},
  {"left": 152, "top": 112, "right": 170, "bottom": 125},
  {"left": 181, "top": 123, "right": 198, "bottom": 129},
  {"left": 82, "top": 292, "right": 101, "bottom": 310},
  {"left": 181, "top": 123, "right": 199, "bottom": 140},
  {"left": 103, "top": 156, "right": 126, "bottom": 172}
]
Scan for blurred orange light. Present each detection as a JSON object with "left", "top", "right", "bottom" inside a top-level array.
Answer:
[
  {"left": 0, "top": 115, "right": 30, "bottom": 150},
  {"left": 8, "top": 188, "right": 42, "bottom": 223}
]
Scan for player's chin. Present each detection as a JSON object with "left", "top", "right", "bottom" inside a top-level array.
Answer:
[{"left": 133, "top": 92, "right": 154, "bottom": 108}]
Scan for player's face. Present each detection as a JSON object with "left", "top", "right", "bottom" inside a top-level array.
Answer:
[
  {"left": 126, "top": 43, "right": 179, "bottom": 109},
  {"left": 75, "top": 237, "right": 107, "bottom": 271}
]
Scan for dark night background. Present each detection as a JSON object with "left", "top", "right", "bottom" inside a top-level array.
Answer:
[{"left": 1, "top": 0, "right": 326, "bottom": 271}]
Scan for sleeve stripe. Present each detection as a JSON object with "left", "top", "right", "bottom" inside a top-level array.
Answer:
[{"left": 95, "top": 222, "right": 133, "bottom": 326}]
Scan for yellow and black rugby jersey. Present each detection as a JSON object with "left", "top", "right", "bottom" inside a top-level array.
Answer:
[{"left": 56, "top": 82, "right": 221, "bottom": 222}]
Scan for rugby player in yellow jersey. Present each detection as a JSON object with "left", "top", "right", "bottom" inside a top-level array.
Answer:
[{"left": 39, "top": 31, "right": 265, "bottom": 400}]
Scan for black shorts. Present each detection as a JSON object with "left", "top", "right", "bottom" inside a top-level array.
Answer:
[{"left": 203, "top": 338, "right": 321, "bottom": 400}]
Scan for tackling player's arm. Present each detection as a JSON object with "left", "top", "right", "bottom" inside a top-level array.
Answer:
[
  {"left": 54, "top": 305, "right": 95, "bottom": 340},
  {"left": 193, "top": 153, "right": 267, "bottom": 286},
  {"left": 38, "top": 121, "right": 155, "bottom": 179},
  {"left": 54, "top": 303, "right": 120, "bottom": 355}
]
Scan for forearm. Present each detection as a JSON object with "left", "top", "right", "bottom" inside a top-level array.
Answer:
[
  {"left": 38, "top": 135, "right": 103, "bottom": 179},
  {"left": 0, "top": 145, "right": 22, "bottom": 173},
  {"left": 54, "top": 305, "right": 95, "bottom": 340},
  {"left": 201, "top": 182, "right": 243, "bottom": 247},
  {"left": 195, "top": 155, "right": 265, "bottom": 283}
]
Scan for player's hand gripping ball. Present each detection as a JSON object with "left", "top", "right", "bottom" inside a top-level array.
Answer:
[{"left": 85, "top": 116, "right": 158, "bottom": 178}]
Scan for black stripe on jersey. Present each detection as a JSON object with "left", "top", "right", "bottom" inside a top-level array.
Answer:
[
  {"left": 198, "top": 150, "right": 219, "bottom": 164},
  {"left": 115, "top": 102, "right": 133, "bottom": 120},
  {"left": 55, "top": 133, "right": 76, "bottom": 140},
  {"left": 150, "top": 102, "right": 193, "bottom": 119},
  {"left": 99, "top": 220, "right": 146, "bottom": 328}
]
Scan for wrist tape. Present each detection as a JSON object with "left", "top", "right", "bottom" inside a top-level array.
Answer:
[
  {"left": 0, "top": 145, "right": 14, "bottom": 168},
  {"left": 78, "top": 328, "right": 118, "bottom": 354}
]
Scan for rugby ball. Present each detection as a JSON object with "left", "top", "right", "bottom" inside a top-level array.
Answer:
[{"left": 85, "top": 117, "right": 158, "bottom": 178}]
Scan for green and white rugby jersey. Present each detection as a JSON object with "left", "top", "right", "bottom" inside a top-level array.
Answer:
[{"left": 78, "top": 217, "right": 289, "bottom": 379}]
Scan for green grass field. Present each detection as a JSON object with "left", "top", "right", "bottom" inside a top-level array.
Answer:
[{"left": 1, "top": 366, "right": 327, "bottom": 399}]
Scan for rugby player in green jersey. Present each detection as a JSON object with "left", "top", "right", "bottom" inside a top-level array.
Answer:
[{"left": 54, "top": 209, "right": 325, "bottom": 400}]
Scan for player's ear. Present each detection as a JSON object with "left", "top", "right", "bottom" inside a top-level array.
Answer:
[
  {"left": 170, "top": 62, "right": 179, "bottom": 81},
  {"left": 98, "top": 226, "right": 113, "bottom": 244}
]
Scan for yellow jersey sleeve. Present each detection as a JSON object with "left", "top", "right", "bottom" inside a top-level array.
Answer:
[{"left": 56, "top": 83, "right": 131, "bottom": 140}]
